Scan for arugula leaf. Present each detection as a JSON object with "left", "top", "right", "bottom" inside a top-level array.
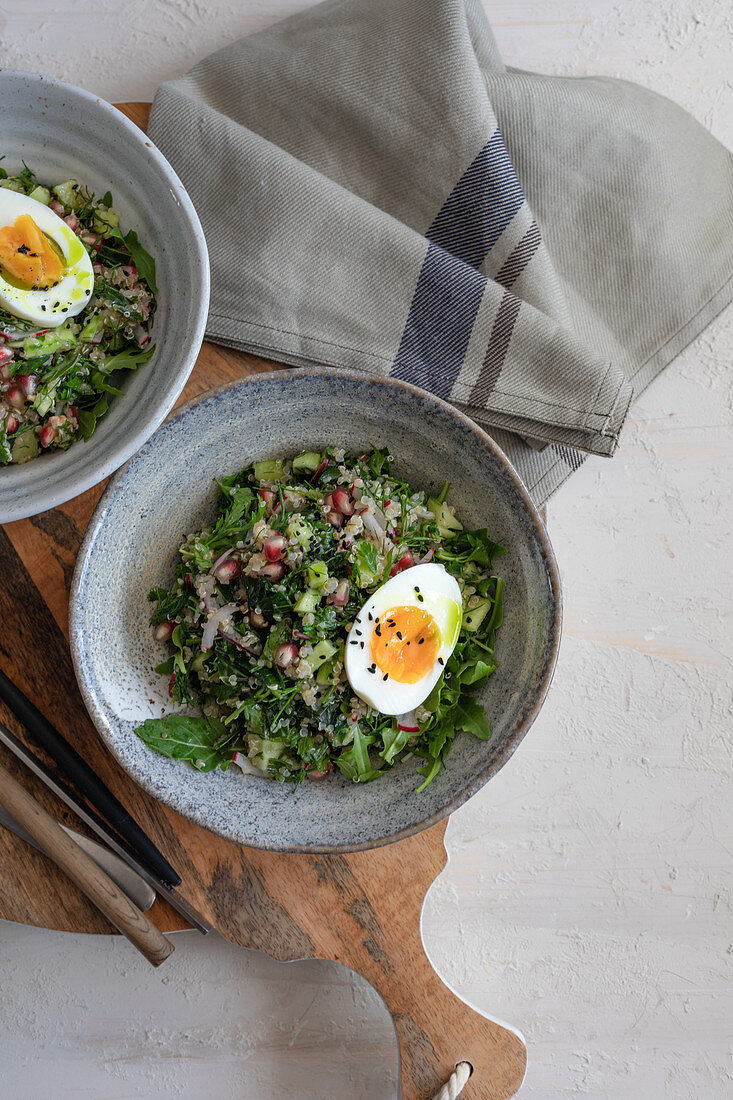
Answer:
[
  {"left": 453, "top": 697, "right": 492, "bottom": 740},
  {"left": 77, "top": 394, "right": 109, "bottom": 441},
  {"left": 336, "top": 726, "right": 382, "bottom": 782},
  {"left": 380, "top": 722, "right": 411, "bottom": 765},
  {"left": 135, "top": 715, "right": 238, "bottom": 771},
  {"left": 102, "top": 345, "right": 155, "bottom": 373},
  {"left": 107, "top": 226, "right": 157, "bottom": 293}
]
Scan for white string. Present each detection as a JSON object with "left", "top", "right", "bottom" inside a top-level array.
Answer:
[{"left": 432, "top": 1060, "right": 473, "bottom": 1100}]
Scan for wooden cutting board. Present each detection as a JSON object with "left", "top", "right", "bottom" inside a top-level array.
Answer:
[{"left": 0, "top": 103, "right": 526, "bottom": 1100}]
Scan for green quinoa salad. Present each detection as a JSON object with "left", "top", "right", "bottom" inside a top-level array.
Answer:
[
  {"left": 0, "top": 160, "right": 156, "bottom": 464},
  {"left": 136, "top": 448, "right": 506, "bottom": 791}
]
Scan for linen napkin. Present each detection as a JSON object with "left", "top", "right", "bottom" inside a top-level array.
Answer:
[{"left": 149, "top": 0, "right": 732, "bottom": 504}]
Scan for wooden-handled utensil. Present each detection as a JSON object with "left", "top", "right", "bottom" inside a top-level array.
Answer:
[{"left": 0, "top": 760, "right": 173, "bottom": 967}]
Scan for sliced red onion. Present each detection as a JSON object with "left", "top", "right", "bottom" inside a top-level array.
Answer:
[
  {"left": 217, "top": 623, "right": 258, "bottom": 655},
  {"left": 202, "top": 601, "right": 239, "bottom": 650},
  {"left": 325, "top": 510, "right": 343, "bottom": 528},
  {"left": 39, "top": 424, "right": 56, "bottom": 448},
  {"left": 396, "top": 711, "right": 419, "bottom": 733},
  {"left": 416, "top": 548, "right": 435, "bottom": 565},
  {"left": 263, "top": 534, "right": 287, "bottom": 562},
  {"left": 168, "top": 672, "right": 176, "bottom": 697},
  {"left": 63, "top": 212, "right": 81, "bottom": 233},
  {"left": 49, "top": 199, "right": 65, "bottom": 216},
  {"left": 361, "top": 510, "right": 386, "bottom": 541},
  {"left": 292, "top": 628, "right": 315, "bottom": 642},
  {"left": 212, "top": 546, "right": 235, "bottom": 571},
  {"left": 310, "top": 457, "right": 328, "bottom": 484},
  {"left": 274, "top": 642, "right": 299, "bottom": 669}
]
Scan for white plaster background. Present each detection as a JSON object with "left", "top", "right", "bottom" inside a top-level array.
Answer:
[{"left": 0, "top": 2, "right": 731, "bottom": 1097}]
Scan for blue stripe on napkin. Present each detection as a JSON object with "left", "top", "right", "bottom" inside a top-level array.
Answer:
[
  {"left": 391, "top": 242, "right": 486, "bottom": 398},
  {"left": 391, "top": 128, "right": 526, "bottom": 396},
  {"left": 427, "top": 129, "right": 525, "bottom": 268}
]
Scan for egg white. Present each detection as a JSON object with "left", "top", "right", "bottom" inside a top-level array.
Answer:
[
  {"left": 0, "top": 188, "right": 94, "bottom": 327},
  {"left": 345, "top": 563, "right": 462, "bottom": 716}
]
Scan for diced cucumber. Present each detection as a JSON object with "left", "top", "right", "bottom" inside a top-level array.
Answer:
[
  {"left": 294, "top": 589, "right": 320, "bottom": 614},
  {"left": 29, "top": 185, "right": 52, "bottom": 206},
  {"left": 463, "top": 597, "right": 493, "bottom": 632},
  {"left": 0, "top": 179, "right": 24, "bottom": 193},
  {"left": 92, "top": 205, "right": 119, "bottom": 234},
  {"left": 247, "top": 736, "right": 286, "bottom": 772},
  {"left": 17, "top": 326, "right": 76, "bottom": 357},
  {"left": 292, "top": 451, "right": 322, "bottom": 474},
  {"left": 428, "top": 497, "right": 463, "bottom": 538},
  {"left": 301, "top": 639, "right": 338, "bottom": 676},
  {"left": 53, "top": 179, "right": 81, "bottom": 210},
  {"left": 79, "top": 314, "right": 103, "bottom": 343},
  {"left": 306, "top": 560, "right": 328, "bottom": 589},
  {"left": 286, "top": 515, "right": 313, "bottom": 549},
  {"left": 34, "top": 391, "right": 55, "bottom": 417},
  {"left": 253, "top": 458, "right": 285, "bottom": 482},
  {"left": 316, "top": 658, "right": 336, "bottom": 685},
  {"left": 11, "top": 429, "right": 39, "bottom": 464}
]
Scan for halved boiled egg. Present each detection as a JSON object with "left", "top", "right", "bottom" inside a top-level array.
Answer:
[
  {"left": 345, "top": 563, "right": 462, "bottom": 715},
  {"left": 0, "top": 188, "right": 94, "bottom": 326}
]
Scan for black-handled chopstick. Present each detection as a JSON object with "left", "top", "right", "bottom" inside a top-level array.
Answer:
[
  {"left": 0, "top": 667, "right": 181, "bottom": 887},
  {"left": 0, "top": 720, "right": 210, "bottom": 934}
]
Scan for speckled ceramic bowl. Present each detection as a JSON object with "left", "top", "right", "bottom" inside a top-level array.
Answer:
[
  {"left": 0, "top": 70, "right": 209, "bottom": 522},
  {"left": 71, "top": 369, "right": 561, "bottom": 852}
]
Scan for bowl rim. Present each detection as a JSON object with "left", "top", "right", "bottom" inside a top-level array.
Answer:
[
  {"left": 70, "top": 367, "right": 563, "bottom": 852},
  {"left": 0, "top": 69, "right": 210, "bottom": 523}
]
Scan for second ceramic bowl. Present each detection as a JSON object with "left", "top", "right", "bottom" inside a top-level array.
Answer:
[
  {"left": 71, "top": 369, "right": 561, "bottom": 852},
  {"left": 0, "top": 70, "right": 209, "bottom": 522}
]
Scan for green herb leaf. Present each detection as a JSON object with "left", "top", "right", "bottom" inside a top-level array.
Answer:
[
  {"left": 453, "top": 697, "right": 492, "bottom": 740},
  {"left": 135, "top": 715, "right": 237, "bottom": 771}
]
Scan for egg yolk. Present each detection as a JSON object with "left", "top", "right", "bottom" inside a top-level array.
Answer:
[
  {"left": 0, "top": 214, "right": 63, "bottom": 290},
  {"left": 370, "top": 606, "right": 441, "bottom": 684}
]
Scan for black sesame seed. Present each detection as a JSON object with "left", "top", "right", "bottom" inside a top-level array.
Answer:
[
  {"left": 438, "top": 657, "right": 444, "bottom": 665},
  {"left": 375, "top": 625, "right": 381, "bottom": 637},
  {"left": 40, "top": 305, "right": 46, "bottom": 311},
  {"left": 53, "top": 300, "right": 60, "bottom": 308},
  {"left": 360, "top": 641, "right": 364, "bottom": 649},
  {"left": 417, "top": 594, "right": 424, "bottom": 602},
  {"left": 349, "top": 640, "right": 358, "bottom": 646},
  {"left": 418, "top": 638, "right": 425, "bottom": 645},
  {"left": 85, "top": 289, "right": 90, "bottom": 295},
  {"left": 354, "top": 629, "right": 362, "bottom": 636},
  {"left": 367, "top": 612, "right": 373, "bottom": 621},
  {"left": 61, "top": 307, "right": 68, "bottom": 312},
  {"left": 396, "top": 631, "right": 402, "bottom": 640},
  {"left": 383, "top": 673, "right": 389, "bottom": 681},
  {"left": 414, "top": 586, "right": 421, "bottom": 593}
]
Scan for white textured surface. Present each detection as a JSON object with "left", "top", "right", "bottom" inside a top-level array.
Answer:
[{"left": 0, "top": 2, "right": 731, "bottom": 1098}]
